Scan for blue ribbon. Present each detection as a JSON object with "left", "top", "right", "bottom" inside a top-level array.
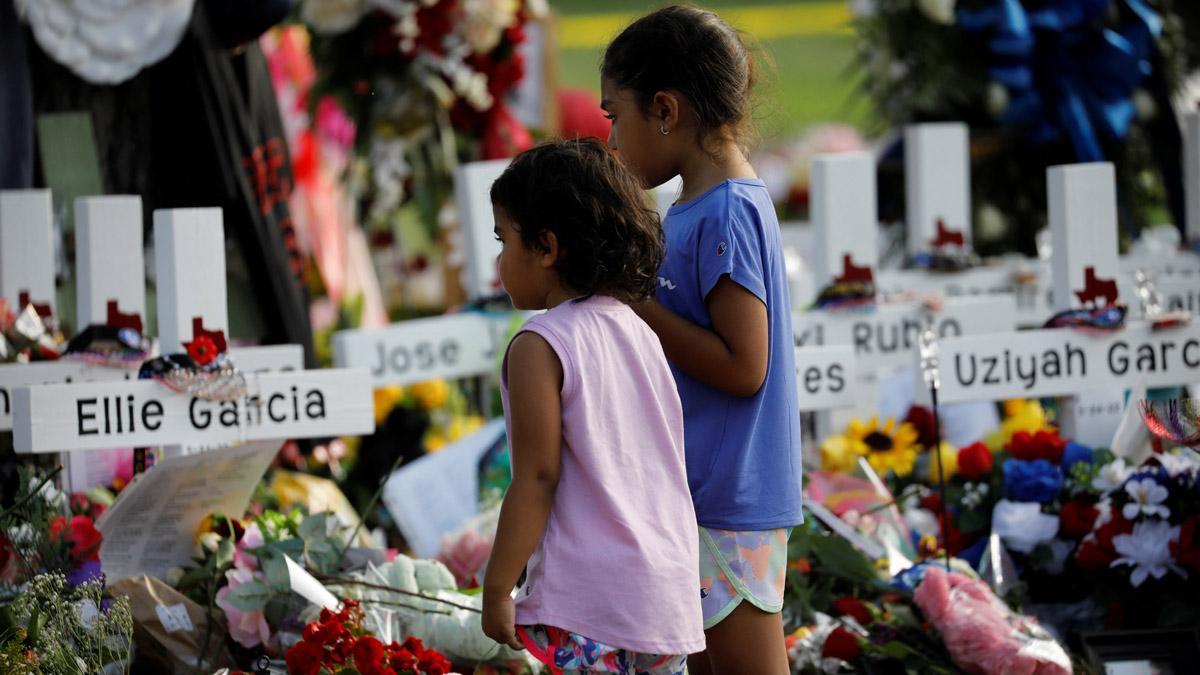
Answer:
[{"left": 957, "top": 0, "right": 1162, "bottom": 162}]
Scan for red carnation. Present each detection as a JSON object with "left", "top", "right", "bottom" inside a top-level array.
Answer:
[
  {"left": 1170, "top": 515, "right": 1200, "bottom": 573},
  {"left": 822, "top": 626, "right": 862, "bottom": 661},
  {"left": 68, "top": 515, "right": 102, "bottom": 562},
  {"left": 957, "top": 442, "right": 994, "bottom": 481},
  {"left": 919, "top": 492, "right": 943, "bottom": 514},
  {"left": 832, "top": 597, "right": 873, "bottom": 625},
  {"left": 285, "top": 640, "right": 324, "bottom": 675},
  {"left": 1059, "top": 498, "right": 1100, "bottom": 539},
  {"left": 904, "top": 405, "right": 938, "bottom": 448},
  {"left": 1006, "top": 429, "right": 1066, "bottom": 463}
]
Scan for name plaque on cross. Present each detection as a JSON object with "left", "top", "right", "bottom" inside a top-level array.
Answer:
[
  {"left": 793, "top": 296, "right": 1016, "bottom": 372},
  {"left": 333, "top": 312, "right": 513, "bottom": 387},
  {"left": 795, "top": 345, "right": 858, "bottom": 409},
  {"left": 13, "top": 369, "right": 373, "bottom": 454},
  {"left": 0, "top": 345, "right": 303, "bottom": 430},
  {"left": 937, "top": 322, "right": 1200, "bottom": 403}
]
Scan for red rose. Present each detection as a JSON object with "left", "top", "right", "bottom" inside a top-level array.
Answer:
[
  {"left": 48, "top": 516, "right": 68, "bottom": 544},
  {"left": 285, "top": 640, "right": 324, "bottom": 675},
  {"left": 831, "top": 597, "right": 873, "bottom": 625},
  {"left": 822, "top": 626, "right": 861, "bottom": 661},
  {"left": 1006, "top": 429, "right": 1065, "bottom": 463},
  {"left": 401, "top": 636, "right": 425, "bottom": 659},
  {"left": 919, "top": 493, "right": 943, "bottom": 514},
  {"left": 957, "top": 442, "right": 994, "bottom": 481},
  {"left": 1170, "top": 515, "right": 1200, "bottom": 573},
  {"left": 904, "top": 405, "right": 938, "bottom": 449},
  {"left": 1076, "top": 538, "right": 1115, "bottom": 572},
  {"left": 388, "top": 648, "right": 418, "bottom": 672},
  {"left": 353, "top": 636, "right": 389, "bottom": 674},
  {"left": 1059, "top": 499, "right": 1100, "bottom": 539},
  {"left": 68, "top": 516, "right": 102, "bottom": 562},
  {"left": 1095, "top": 512, "right": 1134, "bottom": 550}
]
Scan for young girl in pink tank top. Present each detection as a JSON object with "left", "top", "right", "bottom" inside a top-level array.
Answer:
[{"left": 481, "top": 139, "right": 704, "bottom": 673}]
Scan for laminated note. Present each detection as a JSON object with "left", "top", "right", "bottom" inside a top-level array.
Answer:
[{"left": 98, "top": 440, "right": 280, "bottom": 581}]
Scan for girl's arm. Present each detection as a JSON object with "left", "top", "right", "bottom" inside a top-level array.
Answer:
[
  {"left": 481, "top": 332, "right": 564, "bottom": 650},
  {"left": 635, "top": 275, "right": 769, "bottom": 397}
]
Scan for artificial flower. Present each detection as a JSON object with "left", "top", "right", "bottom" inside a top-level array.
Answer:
[
  {"left": 820, "top": 433, "right": 864, "bottom": 473},
  {"left": 904, "top": 405, "right": 938, "bottom": 449},
  {"left": 1122, "top": 478, "right": 1170, "bottom": 520},
  {"left": 409, "top": 379, "right": 450, "bottom": 411},
  {"left": 993, "top": 499, "right": 1059, "bottom": 554},
  {"left": 926, "top": 441, "right": 959, "bottom": 482},
  {"left": 1151, "top": 451, "right": 1198, "bottom": 479},
  {"left": 1111, "top": 520, "right": 1186, "bottom": 587},
  {"left": 1059, "top": 498, "right": 1099, "bottom": 539},
  {"left": 1003, "top": 459, "right": 1064, "bottom": 504},
  {"left": 185, "top": 335, "right": 218, "bottom": 366},
  {"left": 1061, "top": 442, "right": 1095, "bottom": 472},
  {"left": 997, "top": 400, "right": 1052, "bottom": 446},
  {"left": 374, "top": 385, "right": 406, "bottom": 425},
  {"left": 832, "top": 597, "right": 873, "bottom": 625},
  {"left": 957, "top": 441, "right": 994, "bottom": 481},
  {"left": 822, "top": 626, "right": 862, "bottom": 661},
  {"left": 1169, "top": 515, "right": 1200, "bottom": 573},
  {"left": 215, "top": 568, "right": 273, "bottom": 648},
  {"left": 233, "top": 522, "right": 264, "bottom": 571},
  {"left": 1093, "top": 458, "right": 1133, "bottom": 492},
  {"left": 1006, "top": 429, "right": 1066, "bottom": 464},
  {"left": 846, "top": 416, "right": 920, "bottom": 478}
]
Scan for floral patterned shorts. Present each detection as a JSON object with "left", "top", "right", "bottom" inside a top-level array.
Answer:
[
  {"left": 699, "top": 527, "right": 791, "bottom": 629},
  {"left": 516, "top": 625, "right": 688, "bottom": 675}
]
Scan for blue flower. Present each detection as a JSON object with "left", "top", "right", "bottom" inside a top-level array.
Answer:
[
  {"left": 1003, "top": 459, "right": 1064, "bottom": 504},
  {"left": 1061, "top": 442, "right": 1095, "bottom": 472}
]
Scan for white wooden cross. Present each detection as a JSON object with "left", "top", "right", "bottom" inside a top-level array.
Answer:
[
  {"left": 799, "top": 151, "right": 1015, "bottom": 442},
  {"left": 797, "top": 153, "right": 1016, "bottom": 372},
  {"left": 905, "top": 122, "right": 972, "bottom": 257},
  {"left": 935, "top": 163, "right": 1200, "bottom": 447},
  {"left": 12, "top": 207, "right": 372, "bottom": 455}
]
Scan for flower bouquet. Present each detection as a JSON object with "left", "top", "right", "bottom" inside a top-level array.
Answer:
[{"left": 286, "top": 599, "right": 454, "bottom": 675}]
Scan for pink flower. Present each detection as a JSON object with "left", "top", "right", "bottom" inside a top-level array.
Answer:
[
  {"left": 437, "top": 529, "right": 492, "bottom": 587},
  {"left": 215, "top": 568, "right": 272, "bottom": 648},
  {"left": 234, "top": 522, "right": 264, "bottom": 571}
]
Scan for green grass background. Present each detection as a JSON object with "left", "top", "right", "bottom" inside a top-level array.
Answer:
[{"left": 552, "top": 1, "right": 873, "bottom": 141}]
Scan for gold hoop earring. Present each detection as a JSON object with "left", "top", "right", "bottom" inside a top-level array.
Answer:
[{"left": 659, "top": 125, "right": 670, "bottom": 136}]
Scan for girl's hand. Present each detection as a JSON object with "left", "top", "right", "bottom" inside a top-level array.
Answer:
[{"left": 482, "top": 592, "right": 523, "bottom": 650}]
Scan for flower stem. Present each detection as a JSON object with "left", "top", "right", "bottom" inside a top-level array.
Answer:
[{"left": 315, "top": 576, "right": 481, "bottom": 614}]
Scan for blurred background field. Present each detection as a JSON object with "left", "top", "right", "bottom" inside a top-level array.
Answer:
[{"left": 553, "top": 0, "right": 873, "bottom": 141}]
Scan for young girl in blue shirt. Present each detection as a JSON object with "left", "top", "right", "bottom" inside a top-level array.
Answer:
[{"left": 602, "top": 6, "right": 803, "bottom": 674}]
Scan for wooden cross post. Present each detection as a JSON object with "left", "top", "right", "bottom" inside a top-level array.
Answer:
[
  {"left": 798, "top": 152, "right": 1015, "bottom": 441},
  {"left": 152, "top": 208, "right": 305, "bottom": 458},
  {"left": 934, "top": 163, "right": 1200, "bottom": 447}
]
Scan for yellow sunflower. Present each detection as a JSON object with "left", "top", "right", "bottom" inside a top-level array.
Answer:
[
  {"left": 820, "top": 433, "right": 866, "bottom": 473},
  {"left": 848, "top": 416, "right": 920, "bottom": 478}
]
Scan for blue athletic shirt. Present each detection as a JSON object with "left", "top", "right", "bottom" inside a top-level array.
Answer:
[{"left": 655, "top": 178, "right": 804, "bottom": 530}]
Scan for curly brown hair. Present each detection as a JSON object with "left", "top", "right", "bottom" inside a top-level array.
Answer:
[{"left": 489, "top": 138, "right": 665, "bottom": 304}]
